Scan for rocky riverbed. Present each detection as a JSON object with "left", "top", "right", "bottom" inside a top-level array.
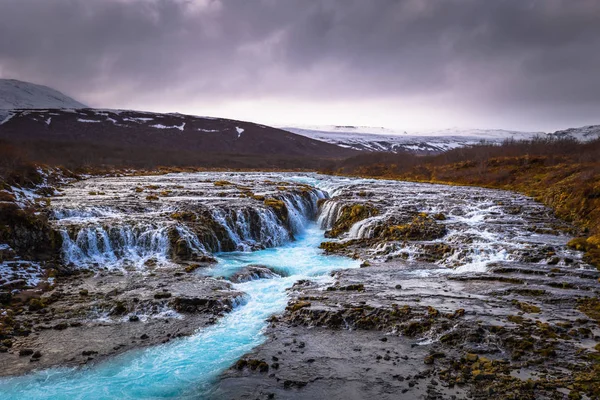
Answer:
[
  {"left": 0, "top": 173, "right": 598, "bottom": 399},
  {"left": 212, "top": 177, "right": 600, "bottom": 400}
]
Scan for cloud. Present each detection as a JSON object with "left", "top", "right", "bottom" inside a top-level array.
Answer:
[{"left": 0, "top": 0, "right": 599, "bottom": 130}]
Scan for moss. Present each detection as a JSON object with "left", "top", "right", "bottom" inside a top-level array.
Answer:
[
  {"left": 287, "top": 301, "right": 311, "bottom": 313},
  {"left": 325, "top": 203, "right": 379, "bottom": 238},
  {"left": 381, "top": 213, "right": 447, "bottom": 241},
  {"left": 184, "top": 264, "right": 201, "bottom": 273},
  {"left": 146, "top": 195, "right": 159, "bottom": 201},
  {"left": 111, "top": 301, "right": 127, "bottom": 315},
  {"left": 403, "top": 320, "right": 432, "bottom": 336},
  {"left": 170, "top": 211, "right": 197, "bottom": 221},
  {"left": 28, "top": 298, "right": 45, "bottom": 311},
  {"left": 578, "top": 298, "right": 600, "bottom": 324},
  {"left": 512, "top": 300, "right": 541, "bottom": 313},
  {"left": 263, "top": 198, "right": 285, "bottom": 209},
  {"left": 213, "top": 180, "right": 232, "bottom": 187}
]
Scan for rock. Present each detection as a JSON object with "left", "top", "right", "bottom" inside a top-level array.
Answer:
[
  {"left": 19, "top": 349, "right": 34, "bottom": 357},
  {"left": 111, "top": 301, "right": 127, "bottom": 315},
  {"left": 229, "top": 265, "right": 281, "bottom": 283},
  {"left": 0, "top": 291, "right": 12, "bottom": 304},
  {"left": 129, "top": 315, "right": 140, "bottom": 322},
  {"left": 53, "top": 322, "right": 69, "bottom": 330},
  {"left": 171, "top": 297, "right": 221, "bottom": 313},
  {"left": 31, "top": 351, "right": 42, "bottom": 359}
]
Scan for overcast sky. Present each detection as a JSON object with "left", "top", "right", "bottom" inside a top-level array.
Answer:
[{"left": 1, "top": 0, "right": 599, "bottom": 132}]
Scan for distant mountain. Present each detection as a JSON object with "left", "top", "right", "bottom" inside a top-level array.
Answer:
[
  {"left": 0, "top": 79, "right": 87, "bottom": 110},
  {"left": 283, "top": 125, "right": 543, "bottom": 154},
  {"left": 549, "top": 125, "right": 600, "bottom": 142},
  {"left": 0, "top": 109, "right": 356, "bottom": 166}
]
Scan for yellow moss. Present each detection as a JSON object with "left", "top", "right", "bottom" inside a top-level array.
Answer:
[
  {"left": 513, "top": 300, "right": 541, "bottom": 314},
  {"left": 264, "top": 198, "right": 286, "bottom": 210},
  {"left": 214, "top": 180, "right": 232, "bottom": 187},
  {"left": 578, "top": 298, "right": 600, "bottom": 324}
]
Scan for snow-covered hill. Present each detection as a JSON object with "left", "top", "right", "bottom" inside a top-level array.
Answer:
[
  {"left": 283, "top": 125, "right": 543, "bottom": 154},
  {"left": 0, "top": 79, "right": 87, "bottom": 110},
  {"left": 549, "top": 125, "right": 600, "bottom": 142}
]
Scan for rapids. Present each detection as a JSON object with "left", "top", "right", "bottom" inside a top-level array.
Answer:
[{"left": 0, "top": 172, "right": 589, "bottom": 399}]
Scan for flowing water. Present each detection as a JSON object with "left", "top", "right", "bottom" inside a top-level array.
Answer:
[
  {"left": 0, "top": 172, "right": 589, "bottom": 399},
  {"left": 0, "top": 223, "right": 358, "bottom": 399}
]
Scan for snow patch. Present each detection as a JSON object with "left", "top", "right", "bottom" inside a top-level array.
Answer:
[
  {"left": 236, "top": 127, "right": 244, "bottom": 138},
  {"left": 77, "top": 118, "right": 101, "bottom": 123},
  {"left": 150, "top": 122, "right": 185, "bottom": 131}
]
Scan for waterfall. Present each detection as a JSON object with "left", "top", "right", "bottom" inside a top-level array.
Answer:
[
  {"left": 60, "top": 223, "right": 174, "bottom": 269},
  {"left": 317, "top": 200, "right": 344, "bottom": 229},
  {"left": 54, "top": 183, "right": 326, "bottom": 269},
  {"left": 210, "top": 190, "right": 321, "bottom": 252}
]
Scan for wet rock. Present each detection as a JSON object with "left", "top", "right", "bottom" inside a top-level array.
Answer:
[
  {"left": 19, "top": 349, "right": 34, "bottom": 357},
  {"left": 229, "top": 265, "right": 281, "bottom": 283},
  {"left": 325, "top": 203, "right": 380, "bottom": 238},
  {"left": 171, "top": 297, "right": 221, "bottom": 313},
  {"left": 0, "top": 291, "right": 11, "bottom": 304}
]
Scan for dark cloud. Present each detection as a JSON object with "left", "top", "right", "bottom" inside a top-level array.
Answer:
[{"left": 0, "top": 0, "right": 599, "bottom": 130}]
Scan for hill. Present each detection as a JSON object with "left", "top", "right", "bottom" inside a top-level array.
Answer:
[
  {"left": 0, "top": 109, "right": 356, "bottom": 169},
  {"left": 0, "top": 79, "right": 87, "bottom": 110}
]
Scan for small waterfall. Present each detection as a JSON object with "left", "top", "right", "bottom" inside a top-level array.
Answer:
[
  {"left": 55, "top": 183, "right": 327, "bottom": 268},
  {"left": 61, "top": 224, "right": 173, "bottom": 269},
  {"left": 210, "top": 190, "right": 321, "bottom": 252},
  {"left": 318, "top": 200, "right": 344, "bottom": 229},
  {"left": 347, "top": 215, "right": 384, "bottom": 239}
]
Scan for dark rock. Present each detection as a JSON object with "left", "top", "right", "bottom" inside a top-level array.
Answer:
[
  {"left": 19, "top": 349, "right": 34, "bottom": 356},
  {"left": 0, "top": 291, "right": 12, "bottom": 304},
  {"left": 229, "top": 265, "right": 281, "bottom": 283}
]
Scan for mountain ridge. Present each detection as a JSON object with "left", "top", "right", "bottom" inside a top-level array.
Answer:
[{"left": 0, "top": 79, "right": 87, "bottom": 110}]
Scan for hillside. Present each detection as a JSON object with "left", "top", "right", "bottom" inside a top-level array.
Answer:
[
  {"left": 0, "top": 109, "right": 356, "bottom": 169},
  {"left": 285, "top": 124, "right": 600, "bottom": 154},
  {"left": 0, "top": 79, "right": 87, "bottom": 110},
  {"left": 284, "top": 125, "right": 543, "bottom": 154}
]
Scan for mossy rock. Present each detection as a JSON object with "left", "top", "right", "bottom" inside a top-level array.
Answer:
[
  {"left": 325, "top": 203, "right": 379, "bottom": 238},
  {"left": 386, "top": 213, "right": 447, "bottom": 241},
  {"left": 213, "top": 180, "right": 232, "bottom": 187}
]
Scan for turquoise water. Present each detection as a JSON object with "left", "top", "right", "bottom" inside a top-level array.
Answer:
[{"left": 0, "top": 223, "right": 358, "bottom": 399}]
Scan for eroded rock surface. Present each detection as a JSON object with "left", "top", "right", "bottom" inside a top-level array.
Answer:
[{"left": 214, "top": 177, "right": 600, "bottom": 400}]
